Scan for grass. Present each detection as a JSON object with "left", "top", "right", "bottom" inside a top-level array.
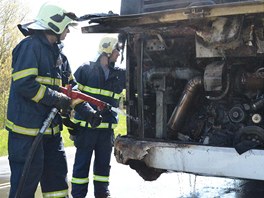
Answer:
[
  {"left": 0, "top": 129, "right": 8, "bottom": 157},
  {"left": 0, "top": 114, "right": 127, "bottom": 157}
]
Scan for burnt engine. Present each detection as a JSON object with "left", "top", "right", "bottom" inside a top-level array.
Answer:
[
  {"left": 127, "top": 14, "right": 264, "bottom": 153},
  {"left": 167, "top": 62, "right": 264, "bottom": 151}
]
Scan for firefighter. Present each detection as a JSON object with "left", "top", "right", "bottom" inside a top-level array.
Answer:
[
  {"left": 70, "top": 36, "right": 126, "bottom": 198},
  {"left": 6, "top": 2, "right": 102, "bottom": 198}
]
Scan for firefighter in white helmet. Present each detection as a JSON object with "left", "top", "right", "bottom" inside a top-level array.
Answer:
[
  {"left": 6, "top": 2, "right": 102, "bottom": 198},
  {"left": 70, "top": 36, "right": 126, "bottom": 198}
]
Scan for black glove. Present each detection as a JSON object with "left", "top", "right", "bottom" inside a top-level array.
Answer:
[
  {"left": 100, "top": 107, "right": 112, "bottom": 117},
  {"left": 88, "top": 111, "right": 103, "bottom": 128},
  {"left": 62, "top": 116, "right": 79, "bottom": 135},
  {"left": 54, "top": 92, "right": 72, "bottom": 111}
]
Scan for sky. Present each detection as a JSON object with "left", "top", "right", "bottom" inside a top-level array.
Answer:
[{"left": 22, "top": 0, "right": 123, "bottom": 72}]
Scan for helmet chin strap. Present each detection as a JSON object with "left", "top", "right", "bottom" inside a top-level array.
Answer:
[
  {"left": 108, "top": 59, "right": 115, "bottom": 70},
  {"left": 56, "top": 34, "right": 61, "bottom": 44}
]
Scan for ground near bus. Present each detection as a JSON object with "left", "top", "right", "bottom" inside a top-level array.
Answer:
[{"left": 1, "top": 147, "right": 264, "bottom": 198}]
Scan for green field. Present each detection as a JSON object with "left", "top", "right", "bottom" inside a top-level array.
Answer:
[{"left": 0, "top": 114, "right": 127, "bottom": 157}]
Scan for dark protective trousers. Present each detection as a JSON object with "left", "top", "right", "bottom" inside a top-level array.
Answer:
[
  {"left": 8, "top": 132, "right": 68, "bottom": 198},
  {"left": 71, "top": 128, "right": 114, "bottom": 198}
]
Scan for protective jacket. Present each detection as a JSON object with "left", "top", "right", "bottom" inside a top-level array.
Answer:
[
  {"left": 73, "top": 61, "right": 126, "bottom": 129},
  {"left": 6, "top": 32, "right": 75, "bottom": 136},
  {"left": 6, "top": 32, "right": 76, "bottom": 198},
  {"left": 71, "top": 60, "right": 125, "bottom": 198}
]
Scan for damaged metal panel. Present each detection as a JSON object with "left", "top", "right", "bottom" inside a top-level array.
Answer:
[
  {"left": 195, "top": 15, "right": 264, "bottom": 57},
  {"left": 82, "top": 1, "right": 264, "bottom": 34},
  {"left": 144, "top": 143, "right": 264, "bottom": 180},
  {"left": 114, "top": 136, "right": 151, "bottom": 164},
  {"left": 115, "top": 136, "right": 264, "bottom": 181}
]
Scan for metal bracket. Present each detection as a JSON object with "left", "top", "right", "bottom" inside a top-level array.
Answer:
[{"left": 184, "top": 8, "right": 209, "bottom": 19}]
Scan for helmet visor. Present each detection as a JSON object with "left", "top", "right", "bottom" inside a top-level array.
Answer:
[{"left": 25, "top": 20, "right": 50, "bottom": 30}]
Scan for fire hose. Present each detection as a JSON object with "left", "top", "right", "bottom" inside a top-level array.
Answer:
[
  {"left": 15, "top": 85, "right": 112, "bottom": 197},
  {"left": 15, "top": 108, "right": 59, "bottom": 198}
]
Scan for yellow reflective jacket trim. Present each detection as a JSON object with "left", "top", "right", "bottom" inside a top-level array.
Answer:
[
  {"left": 6, "top": 119, "right": 60, "bottom": 136},
  {"left": 77, "top": 83, "right": 120, "bottom": 100},
  {"left": 78, "top": 83, "right": 98, "bottom": 95},
  {"left": 101, "top": 89, "right": 120, "bottom": 99},
  {"left": 93, "top": 174, "right": 109, "bottom": 182},
  {"left": 12, "top": 68, "right": 38, "bottom": 81},
  {"left": 42, "top": 189, "right": 68, "bottom": 198},
  {"left": 69, "top": 74, "right": 74, "bottom": 81},
  {"left": 36, "top": 76, "right": 62, "bottom": 86},
  {"left": 31, "top": 84, "right": 46, "bottom": 102},
  {"left": 73, "top": 118, "right": 117, "bottom": 129},
  {"left": 71, "top": 177, "right": 89, "bottom": 184}
]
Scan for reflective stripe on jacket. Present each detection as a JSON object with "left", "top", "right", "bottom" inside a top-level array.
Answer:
[
  {"left": 73, "top": 61, "right": 125, "bottom": 126},
  {"left": 72, "top": 118, "right": 117, "bottom": 129},
  {"left": 6, "top": 33, "right": 74, "bottom": 136}
]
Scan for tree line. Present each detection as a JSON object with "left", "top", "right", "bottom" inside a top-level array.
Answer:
[{"left": 0, "top": 0, "right": 27, "bottom": 128}]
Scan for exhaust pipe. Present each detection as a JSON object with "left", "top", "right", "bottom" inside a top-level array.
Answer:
[{"left": 167, "top": 76, "right": 203, "bottom": 134}]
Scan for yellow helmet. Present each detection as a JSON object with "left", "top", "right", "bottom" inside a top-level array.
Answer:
[
  {"left": 98, "top": 37, "right": 118, "bottom": 54},
  {"left": 27, "top": 2, "right": 76, "bottom": 34}
]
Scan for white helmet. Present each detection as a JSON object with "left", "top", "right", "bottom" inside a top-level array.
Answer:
[
  {"left": 23, "top": 2, "right": 77, "bottom": 34},
  {"left": 98, "top": 37, "right": 118, "bottom": 54}
]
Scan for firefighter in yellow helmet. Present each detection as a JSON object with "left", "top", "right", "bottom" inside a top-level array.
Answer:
[
  {"left": 7, "top": 2, "right": 101, "bottom": 198},
  {"left": 18, "top": 2, "right": 77, "bottom": 39},
  {"left": 70, "top": 36, "right": 126, "bottom": 198},
  {"left": 98, "top": 37, "right": 118, "bottom": 54},
  {"left": 97, "top": 36, "right": 121, "bottom": 69}
]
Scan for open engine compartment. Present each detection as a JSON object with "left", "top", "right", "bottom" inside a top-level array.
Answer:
[
  {"left": 121, "top": 2, "right": 264, "bottom": 152},
  {"left": 82, "top": 0, "right": 264, "bottom": 181}
]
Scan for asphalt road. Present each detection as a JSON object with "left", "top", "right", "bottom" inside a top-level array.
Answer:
[{"left": 1, "top": 147, "right": 264, "bottom": 198}]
